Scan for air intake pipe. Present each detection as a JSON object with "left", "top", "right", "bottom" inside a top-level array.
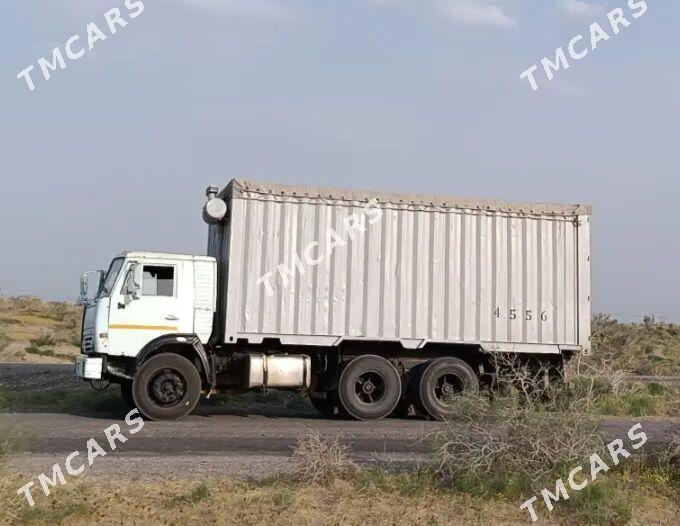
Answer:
[{"left": 202, "top": 186, "right": 228, "bottom": 224}]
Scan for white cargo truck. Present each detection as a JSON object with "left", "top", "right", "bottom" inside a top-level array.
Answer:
[{"left": 76, "top": 179, "right": 592, "bottom": 421}]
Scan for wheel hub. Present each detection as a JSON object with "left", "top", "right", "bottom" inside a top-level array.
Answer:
[
  {"left": 150, "top": 369, "right": 186, "bottom": 407},
  {"left": 435, "top": 373, "right": 463, "bottom": 403},
  {"left": 354, "top": 371, "right": 386, "bottom": 404},
  {"left": 362, "top": 379, "right": 376, "bottom": 394}
]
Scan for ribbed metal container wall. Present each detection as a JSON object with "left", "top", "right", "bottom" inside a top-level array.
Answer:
[{"left": 209, "top": 181, "right": 591, "bottom": 353}]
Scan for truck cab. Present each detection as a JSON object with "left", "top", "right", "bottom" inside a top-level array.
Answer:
[
  {"left": 77, "top": 247, "right": 312, "bottom": 421},
  {"left": 80, "top": 252, "right": 217, "bottom": 358},
  {"left": 77, "top": 252, "right": 219, "bottom": 418}
]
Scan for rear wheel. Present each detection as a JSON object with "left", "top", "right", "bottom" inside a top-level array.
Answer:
[
  {"left": 338, "top": 355, "right": 401, "bottom": 420},
  {"left": 414, "top": 357, "right": 479, "bottom": 420},
  {"left": 132, "top": 353, "right": 202, "bottom": 421}
]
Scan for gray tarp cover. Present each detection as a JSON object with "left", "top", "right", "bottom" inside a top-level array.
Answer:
[{"left": 221, "top": 179, "right": 591, "bottom": 217}]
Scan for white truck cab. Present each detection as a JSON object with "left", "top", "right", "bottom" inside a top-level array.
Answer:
[
  {"left": 79, "top": 252, "right": 216, "bottom": 360},
  {"left": 76, "top": 246, "right": 313, "bottom": 422}
]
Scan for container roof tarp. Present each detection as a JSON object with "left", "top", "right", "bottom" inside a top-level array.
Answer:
[{"left": 220, "top": 179, "right": 591, "bottom": 217}]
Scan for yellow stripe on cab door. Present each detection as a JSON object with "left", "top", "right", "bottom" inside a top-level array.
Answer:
[{"left": 109, "top": 324, "right": 178, "bottom": 331}]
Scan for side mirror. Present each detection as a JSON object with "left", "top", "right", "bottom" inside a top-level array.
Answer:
[
  {"left": 79, "top": 274, "right": 87, "bottom": 299},
  {"left": 78, "top": 270, "right": 106, "bottom": 305},
  {"left": 123, "top": 262, "right": 143, "bottom": 304},
  {"left": 78, "top": 274, "right": 88, "bottom": 305}
]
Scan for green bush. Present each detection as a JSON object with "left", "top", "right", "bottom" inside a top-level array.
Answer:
[
  {"left": 29, "top": 335, "right": 55, "bottom": 348},
  {"left": 647, "top": 382, "right": 666, "bottom": 396},
  {"left": 448, "top": 470, "right": 533, "bottom": 500},
  {"left": 25, "top": 343, "right": 60, "bottom": 358},
  {"left": 593, "top": 389, "right": 669, "bottom": 417}
]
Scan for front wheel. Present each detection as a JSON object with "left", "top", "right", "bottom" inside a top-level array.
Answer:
[{"left": 132, "top": 353, "right": 202, "bottom": 421}]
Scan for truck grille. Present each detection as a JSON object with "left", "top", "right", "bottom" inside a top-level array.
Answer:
[{"left": 82, "top": 335, "right": 95, "bottom": 354}]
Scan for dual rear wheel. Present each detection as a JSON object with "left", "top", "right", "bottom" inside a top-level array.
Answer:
[
  {"left": 313, "top": 355, "right": 479, "bottom": 421},
  {"left": 338, "top": 355, "right": 403, "bottom": 420},
  {"left": 410, "top": 357, "right": 479, "bottom": 420}
]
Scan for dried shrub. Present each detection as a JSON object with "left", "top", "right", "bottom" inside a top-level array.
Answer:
[
  {"left": 292, "top": 432, "right": 357, "bottom": 484},
  {"left": 430, "top": 352, "right": 604, "bottom": 494},
  {"left": 434, "top": 406, "right": 601, "bottom": 486},
  {"left": 658, "top": 433, "right": 680, "bottom": 470}
]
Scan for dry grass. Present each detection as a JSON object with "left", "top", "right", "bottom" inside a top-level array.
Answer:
[
  {"left": 0, "top": 471, "right": 553, "bottom": 526},
  {"left": 0, "top": 442, "right": 22, "bottom": 526},
  {"left": 568, "top": 353, "right": 680, "bottom": 418},
  {"left": 292, "top": 432, "right": 358, "bottom": 484},
  {"left": 0, "top": 297, "right": 81, "bottom": 363},
  {"left": 592, "top": 313, "right": 680, "bottom": 375},
  {"left": 1, "top": 464, "right": 678, "bottom": 526}
]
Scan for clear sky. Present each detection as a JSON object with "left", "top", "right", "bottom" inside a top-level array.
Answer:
[{"left": 0, "top": 0, "right": 678, "bottom": 321}]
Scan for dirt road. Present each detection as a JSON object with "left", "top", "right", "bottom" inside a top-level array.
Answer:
[
  {"left": 0, "top": 363, "right": 436, "bottom": 479},
  {"left": 1, "top": 364, "right": 679, "bottom": 480}
]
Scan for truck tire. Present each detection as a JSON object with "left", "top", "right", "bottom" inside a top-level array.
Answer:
[
  {"left": 414, "top": 357, "right": 479, "bottom": 420},
  {"left": 120, "top": 381, "right": 136, "bottom": 410},
  {"left": 338, "top": 355, "right": 401, "bottom": 420},
  {"left": 132, "top": 353, "right": 202, "bottom": 421}
]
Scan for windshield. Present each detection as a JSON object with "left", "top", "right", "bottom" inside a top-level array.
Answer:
[{"left": 97, "top": 258, "right": 125, "bottom": 298}]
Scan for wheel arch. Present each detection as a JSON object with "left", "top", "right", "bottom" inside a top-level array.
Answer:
[{"left": 134, "top": 334, "right": 215, "bottom": 389}]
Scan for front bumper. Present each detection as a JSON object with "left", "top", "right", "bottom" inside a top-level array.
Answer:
[{"left": 75, "top": 356, "right": 105, "bottom": 380}]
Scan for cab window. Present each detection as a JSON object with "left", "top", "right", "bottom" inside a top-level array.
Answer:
[
  {"left": 142, "top": 266, "right": 175, "bottom": 296},
  {"left": 97, "top": 258, "right": 124, "bottom": 298}
]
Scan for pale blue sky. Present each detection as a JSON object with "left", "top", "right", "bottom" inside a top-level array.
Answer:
[{"left": 0, "top": 0, "right": 678, "bottom": 320}]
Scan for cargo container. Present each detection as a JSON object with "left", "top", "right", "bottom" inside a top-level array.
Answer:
[{"left": 76, "top": 179, "right": 592, "bottom": 421}]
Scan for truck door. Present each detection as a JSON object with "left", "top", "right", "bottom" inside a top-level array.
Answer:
[{"left": 108, "top": 260, "right": 188, "bottom": 357}]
